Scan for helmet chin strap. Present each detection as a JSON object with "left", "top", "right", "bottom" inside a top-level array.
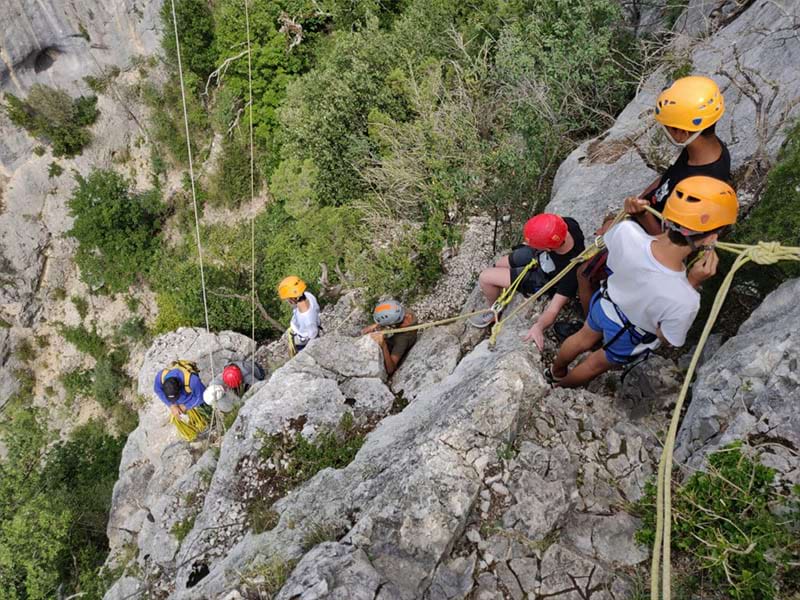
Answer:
[
  {"left": 661, "top": 124, "right": 702, "bottom": 148},
  {"left": 663, "top": 219, "right": 708, "bottom": 251}
]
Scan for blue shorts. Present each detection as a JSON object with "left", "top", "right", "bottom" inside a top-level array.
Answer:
[{"left": 586, "top": 290, "right": 659, "bottom": 365}]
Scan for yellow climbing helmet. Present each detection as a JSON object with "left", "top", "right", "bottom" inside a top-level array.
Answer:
[
  {"left": 278, "top": 275, "right": 307, "bottom": 299},
  {"left": 663, "top": 176, "right": 738, "bottom": 233},
  {"left": 655, "top": 76, "right": 724, "bottom": 132}
]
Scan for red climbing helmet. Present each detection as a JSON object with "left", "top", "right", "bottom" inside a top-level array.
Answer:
[
  {"left": 222, "top": 364, "right": 243, "bottom": 388},
  {"left": 523, "top": 214, "right": 568, "bottom": 250}
]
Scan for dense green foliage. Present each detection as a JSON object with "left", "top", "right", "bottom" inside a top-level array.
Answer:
[
  {"left": 146, "top": 0, "right": 640, "bottom": 335},
  {"left": 160, "top": 0, "right": 216, "bottom": 81},
  {"left": 0, "top": 416, "right": 126, "bottom": 599},
  {"left": 68, "top": 170, "right": 165, "bottom": 293},
  {"left": 636, "top": 444, "right": 799, "bottom": 599},
  {"left": 2, "top": 85, "right": 99, "bottom": 157}
]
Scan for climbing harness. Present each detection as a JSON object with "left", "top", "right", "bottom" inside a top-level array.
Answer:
[
  {"left": 591, "top": 283, "right": 659, "bottom": 364},
  {"left": 160, "top": 359, "right": 200, "bottom": 393},
  {"left": 287, "top": 326, "right": 297, "bottom": 357},
  {"left": 487, "top": 209, "right": 629, "bottom": 347}
]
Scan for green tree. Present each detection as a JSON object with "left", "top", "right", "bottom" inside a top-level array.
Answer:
[
  {"left": 2, "top": 85, "right": 99, "bottom": 157},
  {"left": 67, "top": 170, "right": 164, "bottom": 293},
  {"left": 160, "top": 0, "right": 217, "bottom": 81},
  {"left": 0, "top": 411, "right": 125, "bottom": 599}
]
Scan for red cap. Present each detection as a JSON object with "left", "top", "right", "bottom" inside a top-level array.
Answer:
[
  {"left": 222, "top": 364, "right": 243, "bottom": 388},
  {"left": 523, "top": 214, "right": 568, "bottom": 250}
]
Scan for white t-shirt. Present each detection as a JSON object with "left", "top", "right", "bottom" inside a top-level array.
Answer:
[
  {"left": 603, "top": 221, "right": 699, "bottom": 347},
  {"left": 290, "top": 291, "right": 321, "bottom": 345}
]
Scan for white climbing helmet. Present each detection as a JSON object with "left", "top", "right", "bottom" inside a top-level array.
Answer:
[{"left": 203, "top": 384, "right": 225, "bottom": 407}]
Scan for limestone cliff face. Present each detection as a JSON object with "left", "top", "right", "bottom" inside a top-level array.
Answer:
[{"left": 0, "top": 1, "right": 164, "bottom": 411}]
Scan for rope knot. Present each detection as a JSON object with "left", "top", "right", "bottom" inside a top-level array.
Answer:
[{"left": 745, "top": 241, "right": 783, "bottom": 265}]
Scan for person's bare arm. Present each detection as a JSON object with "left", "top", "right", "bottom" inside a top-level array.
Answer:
[{"left": 523, "top": 293, "right": 570, "bottom": 350}]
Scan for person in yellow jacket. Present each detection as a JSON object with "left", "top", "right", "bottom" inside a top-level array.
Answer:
[{"left": 548, "top": 176, "right": 738, "bottom": 388}]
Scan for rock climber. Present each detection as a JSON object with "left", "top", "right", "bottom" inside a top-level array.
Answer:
[
  {"left": 362, "top": 299, "right": 417, "bottom": 376},
  {"left": 153, "top": 359, "right": 211, "bottom": 440},
  {"left": 547, "top": 176, "right": 738, "bottom": 388},
  {"left": 575, "top": 75, "right": 731, "bottom": 318},
  {"left": 470, "top": 213, "right": 586, "bottom": 351},
  {"left": 203, "top": 360, "right": 266, "bottom": 412},
  {"left": 278, "top": 275, "right": 321, "bottom": 354}
]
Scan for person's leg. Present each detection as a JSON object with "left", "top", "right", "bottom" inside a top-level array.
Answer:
[
  {"left": 556, "top": 348, "right": 615, "bottom": 388},
  {"left": 478, "top": 267, "right": 511, "bottom": 305},
  {"left": 551, "top": 322, "right": 603, "bottom": 378},
  {"left": 577, "top": 265, "right": 596, "bottom": 317},
  {"left": 495, "top": 255, "right": 510, "bottom": 268}
]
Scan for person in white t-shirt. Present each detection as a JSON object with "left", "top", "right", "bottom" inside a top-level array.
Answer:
[
  {"left": 547, "top": 176, "right": 738, "bottom": 388},
  {"left": 278, "top": 275, "right": 321, "bottom": 354}
]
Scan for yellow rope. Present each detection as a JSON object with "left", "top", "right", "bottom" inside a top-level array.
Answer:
[
  {"left": 170, "top": 406, "right": 211, "bottom": 442},
  {"left": 375, "top": 253, "right": 540, "bottom": 337}
]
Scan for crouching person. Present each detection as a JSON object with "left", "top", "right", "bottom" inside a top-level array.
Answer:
[
  {"left": 547, "top": 177, "right": 737, "bottom": 388},
  {"left": 362, "top": 300, "right": 417, "bottom": 376},
  {"left": 203, "top": 360, "right": 266, "bottom": 412},
  {"left": 471, "top": 213, "right": 586, "bottom": 350},
  {"left": 154, "top": 360, "right": 210, "bottom": 441}
]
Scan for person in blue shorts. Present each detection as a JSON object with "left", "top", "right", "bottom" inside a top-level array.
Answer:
[{"left": 547, "top": 176, "right": 738, "bottom": 388}]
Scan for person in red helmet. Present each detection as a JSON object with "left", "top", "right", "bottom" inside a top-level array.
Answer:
[
  {"left": 203, "top": 359, "right": 266, "bottom": 412},
  {"left": 471, "top": 213, "right": 585, "bottom": 350}
]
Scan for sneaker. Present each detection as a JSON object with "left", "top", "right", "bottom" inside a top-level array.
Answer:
[
  {"left": 469, "top": 310, "right": 497, "bottom": 329},
  {"left": 544, "top": 367, "right": 565, "bottom": 385},
  {"left": 553, "top": 320, "right": 583, "bottom": 341}
]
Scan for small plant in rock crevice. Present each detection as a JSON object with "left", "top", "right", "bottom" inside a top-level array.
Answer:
[{"left": 635, "top": 442, "right": 800, "bottom": 600}]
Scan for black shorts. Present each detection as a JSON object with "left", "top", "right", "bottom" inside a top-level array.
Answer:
[{"left": 508, "top": 246, "right": 549, "bottom": 296}]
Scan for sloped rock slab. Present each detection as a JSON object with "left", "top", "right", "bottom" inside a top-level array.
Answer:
[
  {"left": 172, "top": 311, "right": 544, "bottom": 598},
  {"left": 676, "top": 278, "right": 800, "bottom": 487}
]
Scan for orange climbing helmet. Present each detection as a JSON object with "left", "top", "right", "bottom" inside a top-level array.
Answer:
[
  {"left": 663, "top": 176, "right": 738, "bottom": 233},
  {"left": 222, "top": 364, "right": 243, "bottom": 388},
  {"left": 523, "top": 214, "right": 568, "bottom": 250},
  {"left": 655, "top": 76, "right": 724, "bottom": 132},
  {"left": 278, "top": 276, "right": 306, "bottom": 300}
]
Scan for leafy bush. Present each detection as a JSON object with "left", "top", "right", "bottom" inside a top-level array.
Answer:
[
  {"left": 60, "top": 368, "right": 93, "bottom": 404},
  {"left": 2, "top": 84, "right": 99, "bottom": 157},
  {"left": 0, "top": 413, "right": 125, "bottom": 599},
  {"left": 636, "top": 443, "right": 799, "bottom": 599},
  {"left": 67, "top": 170, "right": 164, "bottom": 293},
  {"left": 160, "top": 0, "right": 216, "bottom": 81},
  {"left": 71, "top": 295, "right": 89, "bottom": 320},
  {"left": 59, "top": 324, "right": 107, "bottom": 359},
  {"left": 92, "top": 352, "right": 129, "bottom": 410},
  {"left": 207, "top": 131, "right": 258, "bottom": 208},
  {"left": 47, "top": 162, "right": 63, "bottom": 178}
]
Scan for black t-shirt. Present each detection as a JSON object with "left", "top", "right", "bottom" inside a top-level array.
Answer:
[
  {"left": 539, "top": 217, "right": 585, "bottom": 298},
  {"left": 644, "top": 142, "right": 731, "bottom": 212}
]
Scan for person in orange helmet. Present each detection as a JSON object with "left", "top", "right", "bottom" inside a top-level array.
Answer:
[
  {"left": 549, "top": 176, "right": 738, "bottom": 388},
  {"left": 574, "top": 76, "right": 731, "bottom": 326},
  {"left": 471, "top": 213, "right": 586, "bottom": 351},
  {"left": 278, "top": 276, "right": 321, "bottom": 354}
]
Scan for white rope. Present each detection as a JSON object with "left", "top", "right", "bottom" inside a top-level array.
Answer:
[
  {"left": 244, "top": 0, "right": 257, "bottom": 379},
  {"left": 169, "top": 0, "right": 215, "bottom": 378}
]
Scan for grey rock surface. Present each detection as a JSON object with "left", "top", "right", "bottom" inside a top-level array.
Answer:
[
  {"left": 546, "top": 0, "right": 800, "bottom": 235},
  {"left": 676, "top": 277, "right": 800, "bottom": 487},
  {"left": 391, "top": 327, "right": 461, "bottom": 401}
]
